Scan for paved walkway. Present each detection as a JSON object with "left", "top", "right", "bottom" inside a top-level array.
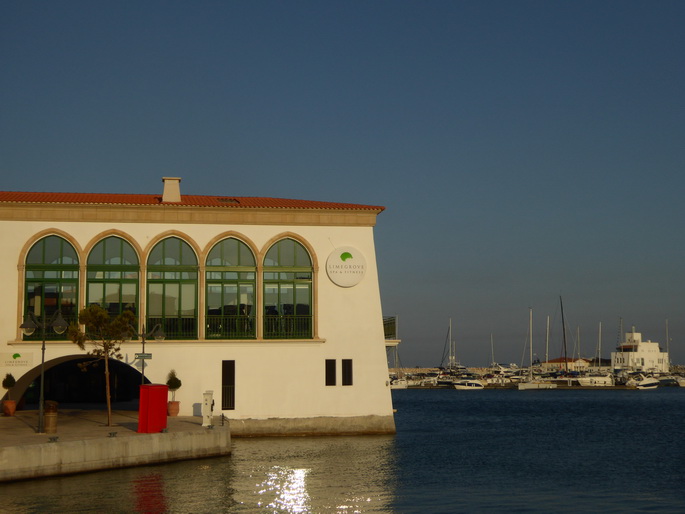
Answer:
[
  {"left": 0, "top": 407, "right": 231, "bottom": 482},
  {"left": 0, "top": 408, "right": 226, "bottom": 447}
]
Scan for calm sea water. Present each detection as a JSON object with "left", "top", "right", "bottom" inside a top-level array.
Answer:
[{"left": 3, "top": 388, "right": 685, "bottom": 513}]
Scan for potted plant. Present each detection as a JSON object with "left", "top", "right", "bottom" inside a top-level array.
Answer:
[
  {"left": 2, "top": 373, "right": 17, "bottom": 416},
  {"left": 166, "top": 369, "right": 182, "bottom": 416}
]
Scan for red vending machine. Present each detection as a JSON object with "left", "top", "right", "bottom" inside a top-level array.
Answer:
[{"left": 138, "top": 384, "right": 169, "bottom": 433}]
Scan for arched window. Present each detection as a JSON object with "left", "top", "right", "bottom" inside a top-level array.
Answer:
[
  {"left": 87, "top": 236, "right": 139, "bottom": 317},
  {"left": 147, "top": 237, "right": 198, "bottom": 339},
  {"left": 24, "top": 235, "right": 79, "bottom": 340},
  {"left": 206, "top": 238, "right": 256, "bottom": 339},
  {"left": 263, "top": 238, "right": 312, "bottom": 339}
]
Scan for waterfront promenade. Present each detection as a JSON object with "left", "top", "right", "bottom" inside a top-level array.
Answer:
[{"left": 0, "top": 408, "right": 231, "bottom": 482}]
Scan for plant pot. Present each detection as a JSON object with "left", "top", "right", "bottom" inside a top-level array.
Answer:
[
  {"left": 167, "top": 401, "right": 180, "bottom": 417},
  {"left": 45, "top": 411, "right": 58, "bottom": 433},
  {"left": 3, "top": 400, "right": 16, "bottom": 416}
]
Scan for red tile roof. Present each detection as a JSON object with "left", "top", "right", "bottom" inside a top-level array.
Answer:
[
  {"left": 0, "top": 191, "right": 384, "bottom": 211},
  {"left": 545, "top": 357, "right": 590, "bottom": 363}
]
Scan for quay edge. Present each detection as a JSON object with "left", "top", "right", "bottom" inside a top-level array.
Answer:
[{"left": 0, "top": 427, "right": 230, "bottom": 483}]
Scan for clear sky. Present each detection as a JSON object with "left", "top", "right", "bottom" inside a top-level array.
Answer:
[{"left": 2, "top": 1, "right": 684, "bottom": 367}]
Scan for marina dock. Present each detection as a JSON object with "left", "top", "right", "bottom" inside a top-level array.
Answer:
[{"left": 0, "top": 409, "right": 231, "bottom": 483}]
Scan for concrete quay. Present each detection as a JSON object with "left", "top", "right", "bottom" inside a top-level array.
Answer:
[{"left": 0, "top": 409, "right": 231, "bottom": 483}]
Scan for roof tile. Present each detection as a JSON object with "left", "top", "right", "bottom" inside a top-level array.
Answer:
[{"left": 0, "top": 191, "right": 384, "bottom": 211}]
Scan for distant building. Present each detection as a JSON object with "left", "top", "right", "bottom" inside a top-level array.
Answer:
[
  {"left": 611, "top": 327, "right": 669, "bottom": 373},
  {"left": 541, "top": 357, "right": 590, "bottom": 373},
  {"left": 0, "top": 178, "right": 396, "bottom": 436}
]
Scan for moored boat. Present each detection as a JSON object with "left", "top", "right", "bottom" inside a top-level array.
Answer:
[
  {"left": 576, "top": 373, "right": 614, "bottom": 387},
  {"left": 518, "top": 309, "right": 558, "bottom": 391},
  {"left": 626, "top": 373, "right": 659, "bottom": 390},
  {"left": 518, "top": 380, "right": 558, "bottom": 390},
  {"left": 453, "top": 379, "right": 485, "bottom": 390},
  {"left": 390, "top": 377, "right": 408, "bottom": 389}
]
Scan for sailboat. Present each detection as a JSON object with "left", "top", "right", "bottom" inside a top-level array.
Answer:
[
  {"left": 518, "top": 308, "right": 557, "bottom": 390},
  {"left": 388, "top": 343, "right": 409, "bottom": 389},
  {"left": 438, "top": 318, "right": 467, "bottom": 385},
  {"left": 576, "top": 322, "right": 614, "bottom": 386}
]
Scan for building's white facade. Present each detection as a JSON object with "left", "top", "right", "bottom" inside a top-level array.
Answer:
[
  {"left": 611, "top": 327, "right": 669, "bottom": 373},
  {"left": 541, "top": 357, "right": 590, "bottom": 373},
  {"left": 0, "top": 178, "right": 396, "bottom": 435}
]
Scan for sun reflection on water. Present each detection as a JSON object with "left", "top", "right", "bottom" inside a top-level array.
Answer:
[
  {"left": 256, "top": 466, "right": 311, "bottom": 513},
  {"left": 239, "top": 436, "right": 396, "bottom": 512}
]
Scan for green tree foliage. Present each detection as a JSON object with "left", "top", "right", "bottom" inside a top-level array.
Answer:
[
  {"left": 69, "top": 305, "right": 136, "bottom": 426},
  {"left": 166, "top": 369, "right": 182, "bottom": 401},
  {"left": 2, "top": 373, "right": 16, "bottom": 401}
]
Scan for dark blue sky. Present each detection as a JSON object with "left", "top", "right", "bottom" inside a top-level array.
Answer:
[{"left": 2, "top": 1, "right": 684, "bottom": 366}]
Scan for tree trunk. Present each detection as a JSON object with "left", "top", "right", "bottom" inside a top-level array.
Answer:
[{"left": 105, "top": 356, "right": 112, "bottom": 426}]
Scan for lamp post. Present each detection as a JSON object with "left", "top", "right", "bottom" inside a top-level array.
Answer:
[
  {"left": 20, "top": 310, "right": 69, "bottom": 434},
  {"left": 127, "top": 324, "right": 164, "bottom": 384}
]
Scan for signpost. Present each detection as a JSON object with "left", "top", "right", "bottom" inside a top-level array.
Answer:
[{"left": 135, "top": 353, "right": 152, "bottom": 360}]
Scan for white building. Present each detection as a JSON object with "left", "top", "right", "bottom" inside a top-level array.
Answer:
[
  {"left": 541, "top": 357, "right": 590, "bottom": 373},
  {"left": 611, "top": 327, "right": 669, "bottom": 373},
  {"left": 0, "top": 178, "right": 396, "bottom": 436}
]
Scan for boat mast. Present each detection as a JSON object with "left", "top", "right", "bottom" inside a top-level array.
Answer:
[
  {"left": 490, "top": 333, "right": 495, "bottom": 367},
  {"left": 598, "top": 321, "right": 602, "bottom": 368},
  {"left": 529, "top": 308, "right": 533, "bottom": 380},
  {"left": 666, "top": 319, "right": 670, "bottom": 370},
  {"left": 560, "top": 296, "right": 569, "bottom": 373},
  {"left": 448, "top": 318, "right": 455, "bottom": 371},
  {"left": 545, "top": 315, "right": 550, "bottom": 367},
  {"left": 617, "top": 317, "right": 624, "bottom": 370}
]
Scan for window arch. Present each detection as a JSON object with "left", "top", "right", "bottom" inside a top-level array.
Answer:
[
  {"left": 206, "top": 238, "right": 256, "bottom": 339},
  {"left": 263, "top": 238, "right": 313, "bottom": 339},
  {"left": 24, "top": 235, "right": 79, "bottom": 340},
  {"left": 87, "top": 236, "right": 139, "bottom": 317},
  {"left": 147, "top": 237, "right": 198, "bottom": 339}
]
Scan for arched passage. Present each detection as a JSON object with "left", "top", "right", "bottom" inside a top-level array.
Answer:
[{"left": 7, "top": 356, "right": 146, "bottom": 409}]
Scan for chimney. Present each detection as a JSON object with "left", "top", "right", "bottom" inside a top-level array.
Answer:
[{"left": 162, "top": 177, "right": 182, "bottom": 203}]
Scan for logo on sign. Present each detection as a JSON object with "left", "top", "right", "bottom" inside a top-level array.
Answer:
[{"left": 326, "top": 247, "right": 367, "bottom": 287}]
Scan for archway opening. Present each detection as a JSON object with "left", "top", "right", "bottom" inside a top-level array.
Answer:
[{"left": 19, "top": 357, "right": 146, "bottom": 410}]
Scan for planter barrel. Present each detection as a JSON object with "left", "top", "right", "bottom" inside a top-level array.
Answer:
[
  {"left": 167, "top": 400, "right": 180, "bottom": 416},
  {"left": 45, "top": 411, "right": 58, "bottom": 433},
  {"left": 3, "top": 400, "right": 16, "bottom": 416}
]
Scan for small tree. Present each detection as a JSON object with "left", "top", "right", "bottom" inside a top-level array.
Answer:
[
  {"left": 69, "top": 305, "right": 135, "bottom": 426},
  {"left": 166, "top": 369, "right": 182, "bottom": 401},
  {"left": 2, "top": 373, "right": 16, "bottom": 401}
]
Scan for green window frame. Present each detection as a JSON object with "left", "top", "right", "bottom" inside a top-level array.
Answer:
[
  {"left": 263, "top": 238, "right": 312, "bottom": 339},
  {"left": 86, "top": 236, "right": 139, "bottom": 318},
  {"left": 206, "top": 238, "right": 256, "bottom": 339},
  {"left": 146, "top": 237, "right": 198, "bottom": 339},
  {"left": 24, "top": 235, "right": 79, "bottom": 340}
]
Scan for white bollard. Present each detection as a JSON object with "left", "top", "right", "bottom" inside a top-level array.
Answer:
[{"left": 202, "top": 390, "right": 214, "bottom": 427}]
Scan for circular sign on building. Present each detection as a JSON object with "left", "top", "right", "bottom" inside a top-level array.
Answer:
[{"left": 326, "top": 246, "right": 367, "bottom": 287}]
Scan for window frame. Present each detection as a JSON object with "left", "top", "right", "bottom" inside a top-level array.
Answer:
[
  {"left": 86, "top": 236, "right": 139, "bottom": 318},
  {"left": 263, "top": 239, "right": 313, "bottom": 339},
  {"left": 325, "top": 359, "right": 336, "bottom": 386},
  {"left": 146, "top": 237, "right": 198, "bottom": 340},
  {"left": 205, "top": 238, "right": 256, "bottom": 340},
  {"left": 23, "top": 235, "right": 79, "bottom": 340},
  {"left": 222, "top": 360, "right": 236, "bottom": 410},
  {"left": 342, "top": 359, "right": 353, "bottom": 386}
]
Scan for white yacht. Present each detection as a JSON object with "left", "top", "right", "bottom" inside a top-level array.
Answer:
[
  {"left": 626, "top": 374, "right": 659, "bottom": 390},
  {"left": 518, "top": 380, "right": 557, "bottom": 390},
  {"left": 576, "top": 373, "right": 614, "bottom": 387},
  {"left": 453, "top": 379, "right": 485, "bottom": 390}
]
